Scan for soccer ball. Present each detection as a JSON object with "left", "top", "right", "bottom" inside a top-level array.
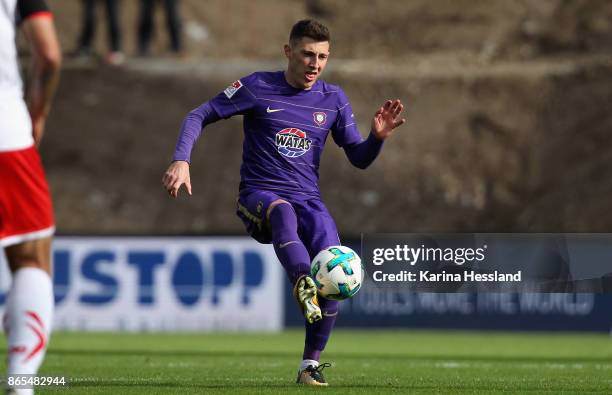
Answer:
[{"left": 310, "top": 246, "right": 363, "bottom": 300}]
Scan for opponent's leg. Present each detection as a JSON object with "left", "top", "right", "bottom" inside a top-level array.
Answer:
[
  {"left": 267, "top": 201, "right": 322, "bottom": 324},
  {"left": 1, "top": 146, "right": 55, "bottom": 394},
  {"left": 4, "top": 237, "right": 54, "bottom": 394}
]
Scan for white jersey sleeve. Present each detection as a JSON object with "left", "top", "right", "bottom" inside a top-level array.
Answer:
[{"left": 0, "top": 0, "right": 47, "bottom": 151}]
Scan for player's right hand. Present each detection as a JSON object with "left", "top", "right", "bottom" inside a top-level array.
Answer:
[{"left": 162, "top": 160, "right": 192, "bottom": 198}]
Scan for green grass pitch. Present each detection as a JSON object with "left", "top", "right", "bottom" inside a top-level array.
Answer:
[{"left": 2, "top": 330, "right": 610, "bottom": 394}]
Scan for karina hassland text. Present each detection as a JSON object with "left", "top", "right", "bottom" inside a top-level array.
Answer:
[
  {"left": 369, "top": 244, "right": 522, "bottom": 284},
  {"left": 372, "top": 270, "right": 523, "bottom": 283}
]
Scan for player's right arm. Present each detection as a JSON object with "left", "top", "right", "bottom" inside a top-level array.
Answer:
[
  {"left": 163, "top": 74, "right": 258, "bottom": 198},
  {"left": 163, "top": 160, "right": 192, "bottom": 198},
  {"left": 19, "top": 0, "right": 62, "bottom": 147}
]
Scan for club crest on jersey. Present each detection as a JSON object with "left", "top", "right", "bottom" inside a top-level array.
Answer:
[
  {"left": 275, "top": 128, "right": 312, "bottom": 158},
  {"left": 224, "top": 80, "right": 242, "bottom": 99},
  {"left": 313, "top": 111, "right": 326, "bottom": 126}
]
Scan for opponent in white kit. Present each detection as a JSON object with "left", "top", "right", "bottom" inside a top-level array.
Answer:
[{"left": 0, "top": 0, "right": 61, "bottom": 393}]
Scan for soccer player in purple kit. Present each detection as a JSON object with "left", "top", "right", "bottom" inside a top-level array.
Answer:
[{"left": 163, "top": 19, "right": 405, "bottom": 386}]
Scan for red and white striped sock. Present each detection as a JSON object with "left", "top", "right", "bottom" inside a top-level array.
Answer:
[{"left": 4, "top": 267, "right": 54, "bottom": 378}]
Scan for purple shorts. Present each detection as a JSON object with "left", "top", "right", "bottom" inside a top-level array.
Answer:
[{"left": 236, "top": 189, "right": 340, "bottom": 258}]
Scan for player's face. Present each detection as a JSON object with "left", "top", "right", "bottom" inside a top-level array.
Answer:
[{"left": 284, "top": 38, "right": 330, "bottom": 89}]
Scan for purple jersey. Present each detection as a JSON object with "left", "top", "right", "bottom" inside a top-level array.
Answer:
[{"left": 208, "top": 71, "right": 363, "bottom": 198}]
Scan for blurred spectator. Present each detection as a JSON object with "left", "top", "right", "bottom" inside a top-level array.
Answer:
[
  {"left": 73, "top": 0, "right": 125, "bottom": 65},
  {"left": 138, "top": 0, "right": 183, "bottom": 56}
]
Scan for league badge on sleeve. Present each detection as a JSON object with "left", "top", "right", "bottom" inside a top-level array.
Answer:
[
  {"left": 224, "top": 80, "right": 243, "bottom": 99},
  {"left": 313, "top": 111, "right": 327, "bottom": 126}
]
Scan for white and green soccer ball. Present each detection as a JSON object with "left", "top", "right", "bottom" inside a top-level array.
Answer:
[{"left": 310, "top": 246, "right": 363, "bottom": 300}]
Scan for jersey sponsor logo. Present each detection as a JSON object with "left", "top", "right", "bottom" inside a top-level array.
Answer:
[
  {"left": 313, "top": 111, "right": 327, "bottom": 126},
  {"left": 223, "top": 80, "right": 243, "bottom": 99},
  {"left": 266, "top": 106, "right": 283, "bottom": 113},
  {"left": 275, "top": 128, "right": 312, "bottom": 158}
]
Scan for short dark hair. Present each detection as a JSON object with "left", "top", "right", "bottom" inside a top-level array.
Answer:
[{"left": 289, "top": 19, "right": 330, "bottom": 45}]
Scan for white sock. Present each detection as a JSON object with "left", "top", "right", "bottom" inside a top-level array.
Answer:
[
  {"left": 300, "top": 359, "right": 319, "bottom": 371},
  {"left": 4, "top": 267, "right": 54, "bottom": 377}
]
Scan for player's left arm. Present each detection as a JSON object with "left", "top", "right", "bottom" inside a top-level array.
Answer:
[
  {"left": 370, "top": 99, "right": 406, "bottom": 141},
  {"left": 19, "top": 0, "right": 62, "bottom": 147},
  {"left": 334, "top": 88, "right": 406, "bottom": 170},
  {"left": 343, "top": 99, "right": 406, "bottom": 169}
]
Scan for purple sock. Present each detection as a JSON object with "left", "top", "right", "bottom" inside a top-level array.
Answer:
[
  {"left": 269, "top": 203, "right": 310, "bottom": 284},
  {"left": 303, "top": 298, "right": 339, "bottom": 361}
]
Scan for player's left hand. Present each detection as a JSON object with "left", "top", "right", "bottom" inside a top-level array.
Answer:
[{"left": 371, "top": 99, "right": 406, "bottom": 140}]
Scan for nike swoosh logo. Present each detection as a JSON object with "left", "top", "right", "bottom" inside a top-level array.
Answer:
[
  {"left": 279, "top": 241, "right": 297, "bottom": 248},
  {"left": 267, "top": 106, "right": 284, "bottom": 113}
]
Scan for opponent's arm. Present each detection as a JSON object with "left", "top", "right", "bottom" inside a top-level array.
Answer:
[
  {"left": 343, "top": 99, "right": 405, "bottom": 169},
  {"left": 163, "top": 101, "right": 221, "bottom": 198},
  {"left": 20, "top": 0, "right": 62, "bottom": 147}
]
